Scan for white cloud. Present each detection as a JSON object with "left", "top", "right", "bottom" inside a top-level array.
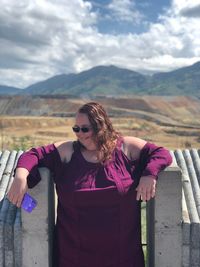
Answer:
[
  {"left": 172, "top": 0, "right": 200, "bottom": 15},
  {"left": 108, "top": 0, "right": 143, "bottom": 23},
  {"left": 0, "top": 0, "right": 98, "bottom": 86},
  {"left": 0, "top": 0, "right": 200, "bottom": 88}
]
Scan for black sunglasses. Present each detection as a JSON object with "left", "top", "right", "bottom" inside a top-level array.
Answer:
[{"left": 72, "top": 126, "right": 92, "bottom": 133}]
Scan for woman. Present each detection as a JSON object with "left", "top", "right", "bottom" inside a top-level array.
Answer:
[{"left": 8, "top": 102, "right": 172, "bottom": 267}]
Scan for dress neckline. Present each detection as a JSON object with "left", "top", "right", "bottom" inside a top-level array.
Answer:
[{"left": 79, "top": 149, "right": 101, "bottom": 166}]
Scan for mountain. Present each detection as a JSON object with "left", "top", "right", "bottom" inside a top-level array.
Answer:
[
  {"left": 0, "top": 62, "right": 200, "bottom": 96},
  {"left": 151, "top": 61, "right": 200, "bottom": 95},
  {"left": 25, "top": 73, "right": 76, "bottom": 95},
  {"left": 25, "top": 65, "right": 149, "bottom": 96},
  {"left": 0, "top": 85, "right": 22, "bottom": 95}
]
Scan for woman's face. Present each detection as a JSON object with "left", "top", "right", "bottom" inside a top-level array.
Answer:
[{"left": 74, "top": 112, "right": 96, "bottom": 149}]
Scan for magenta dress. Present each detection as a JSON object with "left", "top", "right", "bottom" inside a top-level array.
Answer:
[{"left": 17, "top": 139, "right": 172, "bottom": 267}]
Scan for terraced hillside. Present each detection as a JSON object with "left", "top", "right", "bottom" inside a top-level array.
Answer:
[{"left": 0, "top": 95, "right": 199, "bottom": 150}]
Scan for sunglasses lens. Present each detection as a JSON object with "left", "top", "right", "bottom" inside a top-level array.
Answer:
[
  {"left": 72, "top": 126, "right": 91, "bottom": 133},
  {"left": 81, "top": 127, "right": 90, "bottom": 133},
  {"left": 72, "top": 126, "right": 80, "bottom": 133}
]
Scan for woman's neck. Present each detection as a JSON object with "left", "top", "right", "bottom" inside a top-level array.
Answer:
[
  {"left": 84, "top": 143, "right": 97, "bottom": 152},
  {"left": 86, "top": 147, "right": 97, "bottom": 152},
  {"left": 82, "top": 146, "right": 99, "bottom": 162}
]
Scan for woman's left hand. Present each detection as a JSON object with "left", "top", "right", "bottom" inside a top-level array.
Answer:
[{"left": 136, "top": 176, "right": 157, "bottom": 201}]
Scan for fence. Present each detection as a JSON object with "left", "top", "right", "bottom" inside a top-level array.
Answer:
[{"left": 0, "top": 149, "right": 200, "bottom": 267}]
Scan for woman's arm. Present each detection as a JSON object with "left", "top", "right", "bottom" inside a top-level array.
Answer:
[
  {"left": 123, "top": 136, "right": 172, "bottom": 201},
  {"left": 7, "top": 141, "right": 73, "bottom": 207},
  {"left": 121, "top": 136, "right": 147, "bottom": 160},
  {"left": 7, "top": 168, "right": 29, "bottom": 207}
]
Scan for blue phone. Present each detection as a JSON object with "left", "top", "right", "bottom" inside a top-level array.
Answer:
[{"left": 21, "top": 193, "right": 37, "bottom": 213}]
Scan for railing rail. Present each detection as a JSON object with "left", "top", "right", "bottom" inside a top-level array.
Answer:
[{"left": 1, "top": 149, "right": 200, "bottom": 267}]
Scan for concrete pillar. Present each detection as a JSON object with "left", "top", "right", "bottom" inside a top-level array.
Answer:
[
  {"left": 21, "top": 168, "right": 55, "bottom": 267},
  {"left": 146, "top": 198, "right": 155, "bottom": 267},
  {"left": 182, "top": 190, "right": 191, "bottom": 267},
  {"left": 14, "top": 208, "right": 22, "bottom": 267},
  {"left": 172, "top": 151, "right": 190, "bottom": 267},
  {"left": 0, "top": 150, "right": 19, "bottom": 267},
  {"left": 175, "top": 149, "right": 200, "bottom": 267},
  {"left": 153, "top": 165, "right": 182, "bottom": 267}
]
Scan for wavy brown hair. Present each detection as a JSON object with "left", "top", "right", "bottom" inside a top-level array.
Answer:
[{"left": 77, "top": 102, "right": 121, "bottom": 163}]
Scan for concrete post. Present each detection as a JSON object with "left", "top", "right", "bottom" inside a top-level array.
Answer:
[
  {"left": 146, "top": 198, "right": 155, "bottom": 267},
  {"left": 182, "top": 190, "right": 191, "bottom": 267},
  {"left": 175, "top": 149, "right": 200, "bottom": 267},
  {"left": 153, "top": 166, "right": 182, "bottom": 267},
  {"left": 21, "top": 168, "right": 55, "bottom": 267}
]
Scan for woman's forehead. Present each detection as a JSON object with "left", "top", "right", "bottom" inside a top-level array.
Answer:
[{"left": 75, "top": 112, "right": 90, "bottom": 124}]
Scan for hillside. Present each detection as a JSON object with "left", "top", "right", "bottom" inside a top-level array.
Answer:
[
  {"left": 0, "top": 61, "right": 200, "bottom": 96},
  {"left": 152, "top": 61, "right": 200, "bottom": 95},
  {"left": 24, "top": 65, "right": 148, "bottom": 96},
  {"left": 24, "top": 63, "right": 200, "bottom": 96},
  {"left": 0, "top": 95, "right": 200, "bottom": 150},
  {"left": 0, "top": 85, "right": 22, "bottom": 95},
  {"left": 0, "top": 95, "right": 199, "bottom": 125}
]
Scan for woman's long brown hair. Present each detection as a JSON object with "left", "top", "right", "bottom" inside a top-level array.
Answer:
[{"left": 78, "top": 102, "right": 121, "bottom": 163}]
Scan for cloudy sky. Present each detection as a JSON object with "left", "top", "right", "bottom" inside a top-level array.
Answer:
[{"left": 1, "top": 0, "right": 200, "bottom": 88}]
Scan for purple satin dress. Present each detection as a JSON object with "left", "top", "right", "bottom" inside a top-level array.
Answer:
[{"left": 17, "top": 139, "right": 172, "bottom": 267}]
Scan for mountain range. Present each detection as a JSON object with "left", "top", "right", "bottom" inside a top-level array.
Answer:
[{"left": 1, "top": 61, "right": 200, "bottom": 96}]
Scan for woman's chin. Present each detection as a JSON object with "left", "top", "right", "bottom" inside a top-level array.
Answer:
[
  {"left": 78, "top": 139, "right": 89, "bottom": 147},
  {"left": 79, "top": 138, "right": 95, "bottom": 149}
]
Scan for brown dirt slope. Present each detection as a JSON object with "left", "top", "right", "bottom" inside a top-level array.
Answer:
[{"left": 0, "top": 96, "right": 200, "bottom": 150}]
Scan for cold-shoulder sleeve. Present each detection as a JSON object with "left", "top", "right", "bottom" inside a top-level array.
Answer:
[
  {"left": 16, "top": 144, "right": 62, "bottom": 188},
  {"left": 138, "top": 142, "right": 172, "bottom": 179}
]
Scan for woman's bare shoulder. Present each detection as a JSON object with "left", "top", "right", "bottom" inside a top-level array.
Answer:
[
  {"left": 122, "top": 136, "right": 147, "bottom": 160},
  {"left": 54, "top": 140, "right": 74, "bottom": 163},
  {"left": 123, "top": 136, "right": 147, "bottom": 148}
]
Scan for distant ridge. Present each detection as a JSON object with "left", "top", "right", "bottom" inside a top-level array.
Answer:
[
  {"left": 0, "top": 62, "right": 200, "bottom": 96},
  {"left": 24, "top": 65, "right": 147, "bottom": 96},
  {"left": 0, "top": 85, "right": 22, "bottom": 95},
  {"left": 152, "top": 61, "right": 200, "bottom": 95}
]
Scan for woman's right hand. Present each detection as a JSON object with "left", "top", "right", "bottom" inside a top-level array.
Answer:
[{"left": 7, "top": 168, "right": 29, "bottom": 208}]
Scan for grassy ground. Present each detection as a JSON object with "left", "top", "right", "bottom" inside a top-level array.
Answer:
[{"left": 0, "top": 115, "right": 200, "bottom": 151}]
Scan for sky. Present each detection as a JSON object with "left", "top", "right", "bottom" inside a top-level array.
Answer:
[{"left": 1, "top": 0, "right": 200, "bottom": 88}]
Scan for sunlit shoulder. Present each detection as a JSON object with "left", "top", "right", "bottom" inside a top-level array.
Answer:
[
  {"left": 54, "top": 140, "right": 74, "bottom": 163},
  {"left": 122, "top": 136, "right": 147, "bottom": 161}
]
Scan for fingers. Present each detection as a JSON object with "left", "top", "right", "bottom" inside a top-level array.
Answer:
[
  {"left": 16, "top": 195, "right": 24, "bottom": 208},
  {"left": 136, "top": 177, "right": 156, "bottom": 202},
  {"left": 146, "top": 188, "right": 152, "bottom": 201},
  {"left": 7, "top": 191, "right": 24, "bottom": 207},
  {"left": 136, "top": 188, "right": 142, "bottom": 201},
  {"left": 151, "top": 185, "right": 156, "bottom": 198},
  {"left": 136, "top": 188, "right": 152, "bottom": 201},
  {"left": 7, "top": 177, "right": 28, "bottom": 208}
]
